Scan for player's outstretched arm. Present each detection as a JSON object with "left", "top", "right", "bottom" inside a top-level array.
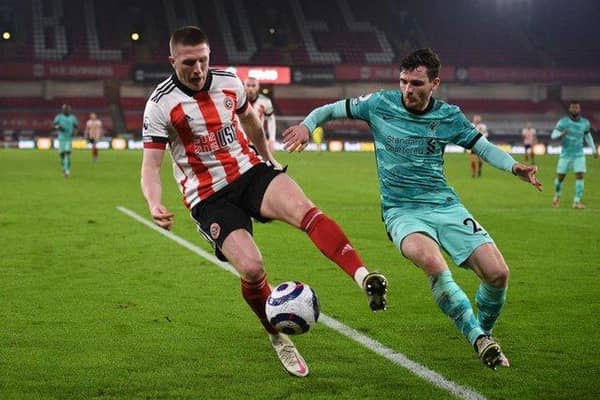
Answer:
[
  {"left": 141, "top": 148, "right": 174, "bottom": 230},
  {"left": 282, "top": 124, "right": 310, "bottom": 152},
  {"left": 283, "top": 100, "right": 349, "bottom": 152},
  {"left": 512, "top": 163, "right": 543, "bottom": 191},
  {"left": 472, "top": 136, "right": 542, "bottom": 191}
]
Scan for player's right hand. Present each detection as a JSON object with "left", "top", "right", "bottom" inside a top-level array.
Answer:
[
  {"left": 512, "top": 163, "right": 543, "bottom": 192},
  {"left": 282, "top": 125, "right": 309, "bottom": 152},
  {"left": 150, "top": 204, "right": 175, "bottom": 230}
]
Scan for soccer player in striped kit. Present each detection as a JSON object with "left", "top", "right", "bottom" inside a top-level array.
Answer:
[
  {"left": 469, "top": 114, "right": 488, "bottom": 178},
  {"left": 140, "top": 26, "right": 387, "bottom": 378},
  {"left": 84, "top": 112, "right": 103, "bottom": 162},
  {"left": 244, "top": 76, "right": 277, "bottom": 153}
]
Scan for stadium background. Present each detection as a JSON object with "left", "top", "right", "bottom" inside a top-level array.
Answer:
[
  {"left": 0, "top": 0, "right": 599, "bottom": 152},
  {"left": 1, "top": 1, "right": 600, "bottom": 400}
]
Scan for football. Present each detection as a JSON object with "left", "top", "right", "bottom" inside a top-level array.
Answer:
[{"left": 265, "top": 281, "right": 320, "bottom": 334}]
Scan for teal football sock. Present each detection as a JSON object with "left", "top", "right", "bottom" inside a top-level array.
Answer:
[
  {"left": 554, "top": 178, "right": 563, "bottom": 197},
  {"left": 574, "top": 179, "right": 584, "bottom": 203},
  {"left": 430, "top": 270, "right": 484, "bottom": 345},
  {"left": 475, "top": 282, "right": 507, "bottom": 335}
]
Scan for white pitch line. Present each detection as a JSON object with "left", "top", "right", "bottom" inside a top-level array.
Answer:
[{"left": 117, "top": 206, "right": 487, "bottom": 400}]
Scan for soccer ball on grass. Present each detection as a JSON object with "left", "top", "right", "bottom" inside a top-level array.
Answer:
[{"left": 265, "top": 281, "right": 320, "bottom": 334}]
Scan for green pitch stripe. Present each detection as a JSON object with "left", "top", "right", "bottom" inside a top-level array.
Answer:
[{"left": 117, "top": 206, "right": 487, "bottom": 400}]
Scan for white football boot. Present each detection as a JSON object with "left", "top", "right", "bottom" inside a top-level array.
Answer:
[{"left": 269, "top": 333, "right": 309, "bottom": 377}]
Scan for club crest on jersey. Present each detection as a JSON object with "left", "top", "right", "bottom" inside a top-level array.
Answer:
[
  {"left": 224, "top": 97, "right": 234, "bottom": 110},
  {"left": 210, "top": 223, "right": 221, "bottom": 239},
  {"left": 428, "top": 121, "right": 440, "bottom": 136}
]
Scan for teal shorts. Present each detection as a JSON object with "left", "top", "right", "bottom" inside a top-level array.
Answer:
[
  {"left": 556, "top": 155, "right": 586, "bottom": 174},
  {"left": 58, "top": 138, "right": 72, "bottom": 153},
  {"left": 385, "top": 203, "right": 494, "bottom": 266}
]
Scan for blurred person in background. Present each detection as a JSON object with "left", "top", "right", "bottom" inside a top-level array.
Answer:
[
  {"left": 551, "top": 101, "right": 598, "bottom": 209},
  {"left": 283, "top": 48, "right": 543, "bottom": 370},
  {"left": 85, "top": 112, "right": 103, "bottom": 162},
  {"left": 140, "top": 26, "right": 388, "bottom": 378},
  {"left": 312, "top": 126, "right": 325, "bottom": 152},
  {"left": 521, "top": 122, "right": 537, "bottom": 164},
  {"left": 53, "top": 104, "right": 79, "bottom": 178},
  {"left": 469, "top": 114, "right": 488, "bottom": 177},
  {"left": 244, "top": 76, "right": 277, "bottom": 153}
]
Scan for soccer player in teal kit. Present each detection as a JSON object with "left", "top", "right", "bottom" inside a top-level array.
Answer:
[
  {"left": 53, "top": 104, "right": 79, "bottom": 178},
  {"left": 282, "top": 48, "right": 542, "bottom": 369},
  {"left": 551, "top": 101, "right": 598, "bottom": 209}
]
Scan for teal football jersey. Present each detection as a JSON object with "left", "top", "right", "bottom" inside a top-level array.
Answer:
[
  {"left": 53, "top": 113, "right": 79, "bottom": 138},
  {"left": 348, "top": 90, "right": 480, "bottom": 211},
  {"left": 553, "top": 116, "right": 591, "bottom": 157}
]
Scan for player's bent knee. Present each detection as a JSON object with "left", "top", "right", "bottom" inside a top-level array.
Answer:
[
  {"left": 297, "top": 199, "right": 316, "bottom": 217},
  {"left": 487, "top": 266, "right": 509, "bottom": 287},
  {"left": 237, "top": 260, "right": 265, "bottom": 282},
  {"left": 404, "top": 247, "right": 446, "bottom": 272}
]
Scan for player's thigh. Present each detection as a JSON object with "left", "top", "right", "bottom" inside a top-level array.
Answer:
[
  {"left": 464, "top": 243, "right": 509, "bottom": 286},
  {"left": 437, "top": 204, "right": 494, "bottom": 267},
  {"left": 573, "top": 156, "right": 587, "bottom": 174},
  {"left": 191, "top": 199, "right": 253, "bottom": 262},
  {"left": 386, "top": 209, "right": 446, "bottom": 272},
  {"left": 260, "top": 173, "right": 314, "bottom": 227},
  {"left": 402, "top": 233, "right": 448, "bottom": 274},
  {"left": 556, "top": 157, "right": 573, "bottom": 174},
  {"left": 221, "top": 229, "right": 265, "bottom": 280}
]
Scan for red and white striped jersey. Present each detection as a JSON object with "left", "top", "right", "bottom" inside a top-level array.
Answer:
[
  {"left": 247, "top": 93, "right": 276, "bottom": 141},
  {"left": 251, "top": 93, "right": 274, "bottom": 122},
  {"left": 475, "top": 122, "right": 488, "bottom": 138},
  {"left": 142, "top": 70, "right": 263, "bottom": 209}
]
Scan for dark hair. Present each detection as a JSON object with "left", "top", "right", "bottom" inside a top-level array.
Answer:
[
  {"left": 400, "top": 48, "right": 441, "bottom": 81},
  {"left": 169, "top": 26, "right": 209, "bottom": 51}
]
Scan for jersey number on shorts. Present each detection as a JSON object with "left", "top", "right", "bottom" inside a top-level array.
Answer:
[{"left": 463, "top": 218, "right": 482, "bottom": 234}]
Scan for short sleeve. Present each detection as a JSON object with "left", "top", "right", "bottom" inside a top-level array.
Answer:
[{"left": 142, "top": 100, "right": 169, "bottom": 149}]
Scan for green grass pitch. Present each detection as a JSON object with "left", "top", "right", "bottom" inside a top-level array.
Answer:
[{"left": 1, "top": 149, "right": 598, "bottom": 399}]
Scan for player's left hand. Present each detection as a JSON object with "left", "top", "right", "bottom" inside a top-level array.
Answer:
[
  {"left": 150, "top": 204, "right": 175, "bottom": 230},
  {"left": 282, "top": 125, "right": 309, "bottom": 152},
  {"left": 512, "top": 163, "right": 542, "bottom": 191}
]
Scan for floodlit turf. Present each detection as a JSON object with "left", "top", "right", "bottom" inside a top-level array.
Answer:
[{"left": 1, "top": 148, "right": 598, "bottom": 400}]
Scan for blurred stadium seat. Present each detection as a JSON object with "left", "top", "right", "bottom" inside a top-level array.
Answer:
[{"left": 0, "top": 0, "right": 598, "bottom": 143}]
